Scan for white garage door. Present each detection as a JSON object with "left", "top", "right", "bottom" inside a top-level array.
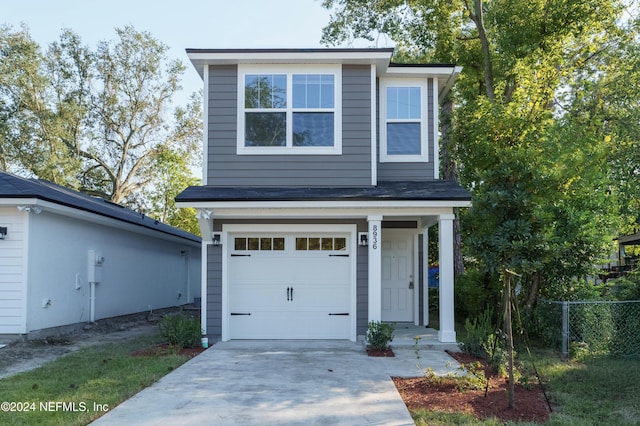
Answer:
[{"left": 228, "top": 233, "right": 352, "bottom": 339}]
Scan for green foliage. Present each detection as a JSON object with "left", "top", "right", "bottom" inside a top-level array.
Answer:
[
  {"left": 158, "top": 314, "right": 202, "bottom": 348},
  {"left": 455, "top": 268, "right": 500, "bottom": 320},
  {"left": 321, "top": 0, "right": 633, "bottom": 339},
  {"left": 606, "top": 273, "right": 640, "bottom": 301},
  {"left": 459, "top": 309, "right": 513, "bottom": 375},
  {"left": 366, "top": 321, "right": 395, "bottom": 351},
  {"left": 0, "top": 24, "right": 202, "bottom": 235},
  {"left": 0, "top": 335, "right": 191, "bottom": 425},
  {"left": 458, "top": 309, "right": 494, "bottom": 357},
  {"left": 456, "top": 361, "right": 488, "bottom": 392}
]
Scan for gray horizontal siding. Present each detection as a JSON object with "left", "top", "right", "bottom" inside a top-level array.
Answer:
[
  {"left": 206, "top": 64, "right": 372, "bottom": 187},
  {"left": 377, "top": 78, "right": 436, "bottom": 181},
  {"left": 356, "top": 221, "right": 369, "bottom": 337},
  {"left": 207, "top": 219, "right": 369, "bottom": 338},
  {"left": 206, "top": 244, "right": 222, "bottom": 338}
]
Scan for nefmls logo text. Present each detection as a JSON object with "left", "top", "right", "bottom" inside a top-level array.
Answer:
[{"left": 40, "top": 401, "right": 87, "bottom": 412}]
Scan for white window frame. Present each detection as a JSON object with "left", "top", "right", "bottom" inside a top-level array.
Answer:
[
  {"left": 379, "top": 78, "right": 429, "bottom": 163},
  {"left": 237, "top": 64, "right": 342, "bottom": 155}
]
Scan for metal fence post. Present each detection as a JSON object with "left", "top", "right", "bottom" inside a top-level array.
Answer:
[{"left": 562, "top": 301, "right": 569, "bottom": 357}]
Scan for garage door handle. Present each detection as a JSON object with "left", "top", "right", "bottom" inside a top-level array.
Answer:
[
  {"left": 290, "top": 287, "right": 294, "bottom": 301},
  {"left": 329, "top": 313, "right": 349, "bottom": 316},
  {"left": 287, "top": 287, "right": 290, "bottom": 301},
  {"left": 231, "top": 312, "right": 251, "bottom": 316},
  {"left": 329, "top": 254, "right": 349, "bottom": 257}
]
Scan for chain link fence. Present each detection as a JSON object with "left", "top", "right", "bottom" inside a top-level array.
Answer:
[{"left": 534, "top": 299, "right": 640, "bottom": 357}]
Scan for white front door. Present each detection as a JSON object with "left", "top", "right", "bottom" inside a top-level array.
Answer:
[{"left": 381, "top": 230, "right": 414, "bottom": 322}]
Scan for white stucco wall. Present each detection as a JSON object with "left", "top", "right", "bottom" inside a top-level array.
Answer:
[
  {"left": 19, "top": 207, "right": 200, "bottom": 333},
  {"left": 0, "top": 207, "right": 28, "bottom": 334}
]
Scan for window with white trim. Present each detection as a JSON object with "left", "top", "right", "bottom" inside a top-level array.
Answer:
[
  {"left": 380, "top": 78, "right": 429, "bottom": 162},
  {"left": 238, "top": 65, "right": 342, "bottom": 155}
]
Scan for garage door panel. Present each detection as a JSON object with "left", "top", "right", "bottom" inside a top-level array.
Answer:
[
  {"left": 228, "top": 232, "right": 352, "bottom": 340},
  {"left": 229, "top": 284, "right": 289, "bottom": 309},
  {"left": 230, "top": 311, "right": 350, "bottom": 339},
  {"left": 289, "top": 257, "right": 349, "bottom": 282},
  {"left": 230, "top": 284, "right": 349, "bottom": 311}
]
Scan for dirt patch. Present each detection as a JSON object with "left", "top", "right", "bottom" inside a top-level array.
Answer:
[
  {"left": 0, "top": 306, "right": 199, "bottom": 379},
  {"left": 393, "top": 351, "right": 551, "bottom": 424}
]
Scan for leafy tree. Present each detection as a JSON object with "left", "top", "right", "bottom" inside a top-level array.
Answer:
[
  {"left": 0, "top": 25, "right": 82, "bottom": 184},
  {"left": 322, "top": 1, "right": 634, "bottom": 407},
  {"left": 0, "top": 25, "right": 202, "bottom": 233},
  {"left": 78, "top": 26, "right": 188, "bottom": 204},
  {"left": 321, "top": 0, "right": 629, "bottom": 302}
]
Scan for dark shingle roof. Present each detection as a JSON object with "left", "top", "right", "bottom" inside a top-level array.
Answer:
[
  {"left": 175, "top": 180, "right": 471, "bottom": 202},
  {"left": 0, "top": 172, "right": 200, "bottom": 243}
]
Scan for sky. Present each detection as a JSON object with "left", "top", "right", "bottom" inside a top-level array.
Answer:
[{"left": 2, "top": 0, "right": 375, "bottom": 105}]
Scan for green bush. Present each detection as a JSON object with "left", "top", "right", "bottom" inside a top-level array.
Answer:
[
  {"left": 159, "top": 314, "right": 202, "bottom": 348},
  {"left": 455, "top": 268, "right": 501, "bottom": 321},
  {"left": 366, "top": 321, "right": 395, "bottom": 350},
  {"left": 458, "top": 308, "right": 494, "bottom": 357},
  {"left": 607, "top": 272, "right": 640, "bottom": 301},
  {"left": 458, "top": 308, "right": 513, "bottom": 375}
]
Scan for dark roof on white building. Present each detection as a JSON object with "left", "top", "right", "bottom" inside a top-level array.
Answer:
[{"left": 0, "top": 172, "right": 200, "bottom": 243}]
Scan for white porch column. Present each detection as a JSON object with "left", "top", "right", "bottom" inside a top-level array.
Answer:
[
  {"left": 438, "top": 214, "right": 456, "bottom": 343},
  {"left": 367, "top": 215, "right": 383, "bottom": 322},
  {"left": 422, "top": 226, "right": 430, "bottom": 327}
]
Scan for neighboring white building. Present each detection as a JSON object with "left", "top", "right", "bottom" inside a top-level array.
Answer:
[{"left": 0, "top": 172, "right": 201, "bottom": 336}]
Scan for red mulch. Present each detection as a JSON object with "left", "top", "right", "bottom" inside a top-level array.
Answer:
[
  {"left": 130, "top": 343, "right": 207, "bottom": 358},
  {"left": 366, "top": 347, "right": 395, "bottom": 357},
  {"left": 393, "top": 351, "right": 551, "bottom": 424}
]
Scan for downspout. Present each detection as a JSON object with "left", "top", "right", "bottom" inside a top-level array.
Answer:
[{"left": 90, "top": 282, "right": 96, "bottom": 323}]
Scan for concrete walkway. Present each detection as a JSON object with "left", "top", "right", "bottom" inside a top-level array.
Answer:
[{"left": 91, "top": 339, "right": 461, "bottom": 426}]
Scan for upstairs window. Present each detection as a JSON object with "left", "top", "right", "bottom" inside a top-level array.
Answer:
[
  {"left": 380, "top": 79, "right": 429, "bottom": 162},
  {"left": 238, "top": 65, "right": 342, "bottom": 155}
]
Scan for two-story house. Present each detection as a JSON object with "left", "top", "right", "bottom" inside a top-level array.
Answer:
[{"left": 176, "top": 48, "right": 471, "bottom": 343}]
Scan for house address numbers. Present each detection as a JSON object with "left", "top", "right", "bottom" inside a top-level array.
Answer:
[{"left": 371, "top": 224, "right": 379, "bottom": 250}]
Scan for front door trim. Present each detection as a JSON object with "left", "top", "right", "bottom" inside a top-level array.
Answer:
[{"left": 381, "top": 229, "right": 417, "bottom": 323}]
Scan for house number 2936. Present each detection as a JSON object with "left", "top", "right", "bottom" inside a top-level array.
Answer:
[{"left": 372, "top": 224, "right": 379, "bottom": 250}]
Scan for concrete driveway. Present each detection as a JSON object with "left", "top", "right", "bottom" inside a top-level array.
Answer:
[{"left": 91, "top": 340, "right": 460, "bottom": 426}]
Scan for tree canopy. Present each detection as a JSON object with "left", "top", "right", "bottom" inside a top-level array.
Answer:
[
  {"left": 322, "top": 0, "right": 639, "bottom": 304},
  {"left": 0, "top": 24, "right": 201, "bottom": 234}
]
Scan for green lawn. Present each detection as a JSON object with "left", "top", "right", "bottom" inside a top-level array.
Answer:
[
  {"left": 0, "top": 335, "right": 192, "bottom": 426},
  {"left": 1, "top": 328, "right": 638, "bottom": 425},
  {"left": 411, "top": 347, "right": 640, "bottom": 425}
]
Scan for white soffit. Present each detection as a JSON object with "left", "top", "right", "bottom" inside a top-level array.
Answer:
[{"left": 187, "top": 49, "right": 394, "bottom": 78}]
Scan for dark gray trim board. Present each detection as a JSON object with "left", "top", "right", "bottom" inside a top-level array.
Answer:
[{"left": 176, "top": 180, "right": 471, "bottom": 203}]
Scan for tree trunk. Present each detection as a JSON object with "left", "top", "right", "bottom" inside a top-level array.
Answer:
[
  {"left": 504, "top": 269, "right": 515, "bottom": 410},
  {"left": 524, "top": 271, "right": 541, "bottom": 320}
]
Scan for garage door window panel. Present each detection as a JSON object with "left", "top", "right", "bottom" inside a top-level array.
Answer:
[{"left": 234, "top": 236, "right": 285, "bottom": 251}]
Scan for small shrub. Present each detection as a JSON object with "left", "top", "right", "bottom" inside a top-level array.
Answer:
[
  {"left": 159, "top": 314, "right": 202, "bottom": 348},
  {"left": 483, "top": 332, "right": 511, "bottom": 376},
  {"left": 458, "top": 308, "right": 494, "bottom": 357},
  {"left": 366, "top": 321, "right": 395, "bottom": 350},
  {"left": 456, "top": 361, "right": 487, "bottom": 391}
]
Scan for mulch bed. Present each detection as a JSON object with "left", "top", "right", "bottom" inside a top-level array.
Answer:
[
  {"left": 393, "top": 351, "right": 551, "bottom": 424},
  {"left": 130, "top": 343, "right": 207, "bottom": 359},
  {"left": 366, "top": 347, "right": 395, "bottom": 357}
]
